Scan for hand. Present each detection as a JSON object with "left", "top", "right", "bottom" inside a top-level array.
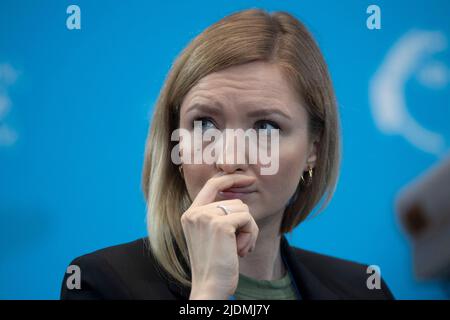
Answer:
[{"left": 181, "top": 173, "right": 259, "bottom": 300}]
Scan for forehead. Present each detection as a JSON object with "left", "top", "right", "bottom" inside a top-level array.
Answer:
[{"left": 180, "top": 61, "right": 302, "bottom": 114}]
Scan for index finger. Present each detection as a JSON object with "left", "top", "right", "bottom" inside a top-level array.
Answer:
[{"left": 191, "top": 173, "right": 256, "bottom": 207}]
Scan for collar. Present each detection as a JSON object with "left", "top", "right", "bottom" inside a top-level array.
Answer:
[{"left": 166, "top": 235, "right": 339, "bottom": 300}]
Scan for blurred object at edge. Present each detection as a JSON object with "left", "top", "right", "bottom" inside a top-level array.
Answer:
[{"left": 396, "top": 154, "right": 450, "bottom": 285}]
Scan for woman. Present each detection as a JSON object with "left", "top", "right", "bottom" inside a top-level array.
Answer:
[{"left": 60, "top": 9, "right": 394, "bottom": 300}]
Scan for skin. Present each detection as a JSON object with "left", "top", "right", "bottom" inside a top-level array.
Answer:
[{"left": 178, "top": 61, "right": 318, "bottom": 299}]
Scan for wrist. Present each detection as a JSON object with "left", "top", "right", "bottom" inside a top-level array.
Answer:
[{"left": 189, "top": 282, "right": 231, "bottom": 300}]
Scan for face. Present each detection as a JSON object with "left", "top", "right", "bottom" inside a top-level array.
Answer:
[{"left": 178, "top": 61, "right": 318, "bottom": 228}]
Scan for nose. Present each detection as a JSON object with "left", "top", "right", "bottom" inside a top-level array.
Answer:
[{"left": 215, "top": 131, "right": 249, "bottom": 174}]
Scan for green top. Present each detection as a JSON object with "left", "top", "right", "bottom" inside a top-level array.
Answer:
[{"left": 234, "top": 271, "right": 298, "bottom": 300}]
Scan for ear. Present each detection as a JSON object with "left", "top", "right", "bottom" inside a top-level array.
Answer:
[{"left": 306, "top": 139, "right": 319, "bottom": 169}]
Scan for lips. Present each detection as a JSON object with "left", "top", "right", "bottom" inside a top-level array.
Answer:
[
  {"left": 221, "top": 187, "right": 256, "bottom": 193},
  {"left": 215, "top": 174, "right": 257, "bottom": 200},
  {"left": 218, "top": 186, "right": 256, "bottom": 201},
  {"left": 218, "top": 190, "right": 255, "bottom": 200}
]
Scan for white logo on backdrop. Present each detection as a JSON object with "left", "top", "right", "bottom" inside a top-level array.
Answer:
[
  {"left": 369, "top": 30, "right": 449, "bottom": 156},
  {"left": 0, "top": 63, "right": 18, "bottom": 147}
]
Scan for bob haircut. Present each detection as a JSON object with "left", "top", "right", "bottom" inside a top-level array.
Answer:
[{"left": 142, "top": 8, "right": 341, "bottom": 286}]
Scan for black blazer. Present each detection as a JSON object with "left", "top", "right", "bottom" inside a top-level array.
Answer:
[{"left": 60, "top": 236, "right": 394, "bottom": 300}]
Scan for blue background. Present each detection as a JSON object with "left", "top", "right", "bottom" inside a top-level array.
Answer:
[{"left": 1, "top": 0, "right": 449, "bottom": 299}]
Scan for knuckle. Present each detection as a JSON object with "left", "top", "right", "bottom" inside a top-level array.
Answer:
[
  {"left": 181, "top": 209, "right": 197, "bottom": 225},
  {"left": 210, "top": 218, "right": 222, "bottom": 230},
  {"left": 222, "top": 225, "right": 236, "bottom": 237},
  {"left": 180, "top": 212, "right": 188, "bottom": 224},
  {"left": 197, "top": 212, "right": 210, "bottom": 223},
  {"left": 210, "top": 218, "right": 233, "bottom": 235}
]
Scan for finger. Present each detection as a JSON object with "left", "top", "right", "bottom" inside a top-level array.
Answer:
[
  {"left": 203, "top": 199, "right": 243, "bottom": 209},
  {"left": 238, "top": 240, "right": 254, "bottom": 258},
  {"left": 218, "top": 211, "right": 258, "bottom": 243},
  {"left": 192, "top": 174, "right": 256, "bottom": 207},
  {"left": 236, "top": 218, "right": 258, "bottom": 254},
  {"left": 236, "top": 232, "right": 252, "bottom": 255},
  {"left": 202, "top": 200, "right": 247, "bottom": 215},
  {"left": 182, "top": 200, "right": 248, "bottom": 228}
]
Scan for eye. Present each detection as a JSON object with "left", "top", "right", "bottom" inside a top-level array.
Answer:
[
  {"left": 192, "top": 117, "right": 217, "bottom": 131},
  {"left": 254, "top": 120, "right": 280, "bottom": 132}
]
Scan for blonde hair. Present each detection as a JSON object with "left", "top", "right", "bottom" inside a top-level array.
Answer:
[{"left": 142, "top": 9, "right": 341, "bottom": 287}]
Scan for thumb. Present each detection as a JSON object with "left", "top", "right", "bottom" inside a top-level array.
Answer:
[{"left": 236, "top": 231, "right": 253, "bottom": 256}]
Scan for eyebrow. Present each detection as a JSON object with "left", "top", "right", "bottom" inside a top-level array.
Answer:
[
  {"left": 185, "top": 103, "right": 223, "bottom": 117},
  {"left": 184, "top": 102, "right": 292, "bottom": 120}
]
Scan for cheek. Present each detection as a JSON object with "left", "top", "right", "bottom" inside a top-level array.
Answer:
[
  {"left": 279, "top": 143, "right": 307, "bottom": 175},
  {"left": 182, "top": 164, "right": 211, "bottom": 199},
  {"left": 258, "top": 141, "right": 307, "bottom": 204}
]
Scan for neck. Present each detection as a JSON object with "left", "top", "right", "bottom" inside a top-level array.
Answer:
[{"left": 238, "top": 211, "right": 286, "bottom": 281}]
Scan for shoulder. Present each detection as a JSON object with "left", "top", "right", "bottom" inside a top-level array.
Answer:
[
  {"left": 60, "top": 238, "right": 176, "bottom": 300},
  {"left": 288, "top": 245, "right": 394, "bottom": 299}
]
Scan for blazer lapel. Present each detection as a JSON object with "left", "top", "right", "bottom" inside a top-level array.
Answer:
[
  {"left": 166, "top": 235, "right": 341, "bottom": 300},
  {"left": 280, "top": 235, "right": 340, "bottom": 300},
  {"left": 167, "top": 276, "right": 190, "bottom": 300}
]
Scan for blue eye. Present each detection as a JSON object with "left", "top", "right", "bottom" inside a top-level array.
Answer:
[
  {"left": 193, "top": 117, "right": 216, "bottom": 131},
  {"left": 255, "top": 120, "right": 280, "bottom": 132}
]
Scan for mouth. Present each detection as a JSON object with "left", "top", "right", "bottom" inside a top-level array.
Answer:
[
  {"left": 222, "top": 186, "right": 256, "bottom": 193},
  {"left": 218, "top": 188, "right": 256, "bottom": 200},
  {"left": 213, "top": 173, "right": 257, "bottom": 200}
]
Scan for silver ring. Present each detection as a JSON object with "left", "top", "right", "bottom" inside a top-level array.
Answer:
[{"left": 217, "top": 205, "right": 231, "bottom": 215}]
